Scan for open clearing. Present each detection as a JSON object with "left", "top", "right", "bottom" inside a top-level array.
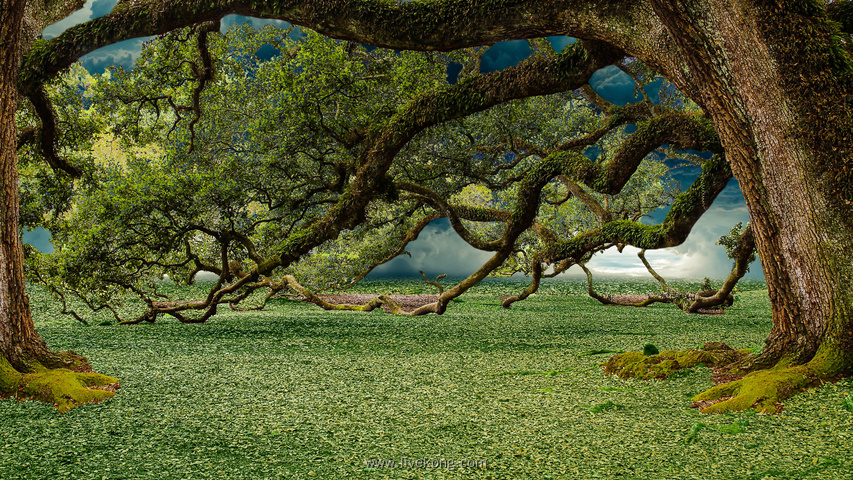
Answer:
[{"left": 1, "top": 279, "right": 851, "bottom": 479}]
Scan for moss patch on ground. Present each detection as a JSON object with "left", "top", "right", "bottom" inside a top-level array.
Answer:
[{"left": 602, "top": 342, "right": 749, "bottom": 380}]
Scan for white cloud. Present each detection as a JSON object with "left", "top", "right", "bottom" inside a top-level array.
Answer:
[
  {"left": 576, "top": 202, "right": 758, "bottom": 280},
  {"left": 42, "top": 0, "right": 97, "bottom": 39},
  {"left": 220, "top": 15, "right": 291, "bottom": 33},
  {"left": 79, "top": 38, "right": 148, "bottom": 73}
]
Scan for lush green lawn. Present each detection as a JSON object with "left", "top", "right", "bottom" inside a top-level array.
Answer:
[{"left": 2, "top": 279, "right": 852, "bottom": 479}]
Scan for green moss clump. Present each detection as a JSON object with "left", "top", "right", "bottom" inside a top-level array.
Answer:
[
  {"left": 604, "top": 349, "right": 707, "bottom": 380},
  {"left": 1, "top": 356, "right": 119, "bottom": 413},
  {"left": 643, "top": 343, "right": 660, "bottom": 356},
  {"left": 692, "top": 367, "right": 811, "bottom": 414},
  {"left": 0, "top": 357, "right": 21, "bottom": 393},
  {"left": 603, "top": 342, "right": 748, "bottom": 380}
]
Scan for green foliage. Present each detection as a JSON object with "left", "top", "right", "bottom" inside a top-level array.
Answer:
[
  {"left": 588, "top": 400, "right": 624, "bottom": 413},
  {"left": 26, "top": 25, "right": 695, "bottom": 323},
  {"left": 841, "top": 393, "right": 853, "bottom": 412},
  {"left": 643, "top": 343, "right": 660, "bottom": 356},
  {"left": 17, "top": 63, "right": 102, "bottom": 230},
  {"left": 717, "top": 222, "right": 756, "bottom": 265},
  {"left": 26, "top": 25, "right": 458, "bottom": 318},
  {"left": 6, "top": 282, "right": 853, "bottom": 478}
]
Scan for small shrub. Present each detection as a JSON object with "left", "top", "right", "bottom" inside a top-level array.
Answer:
[
  {"left": 588, "top": 401, "right": 624, "bottom": 414},
  {"left": 842, "top": 394, "right": 853, "bottom": 413},
  {"left": 643, "top": 343, "right": 660, "bottom": 356}
]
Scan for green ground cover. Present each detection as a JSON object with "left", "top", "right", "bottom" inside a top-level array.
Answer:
[{"left": 2, "top": 279, "right": 852, "bottom": 479}]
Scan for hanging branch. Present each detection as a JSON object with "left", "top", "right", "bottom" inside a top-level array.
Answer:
[
  {"left": 185, "top": 21, "right": 218, "bottom": 153},
  {"left": 637, "top": 249, "right": 671, "bottom": 292},
  {"left": 26, "top": 86, "right": 82, "bottom": 177}
]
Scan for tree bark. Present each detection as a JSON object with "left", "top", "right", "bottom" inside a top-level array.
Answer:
[
  {"left": 1, "top": 0, "right": 118, "bottom": 411},
  {"left": 649, "top": 0, "right": 853, "bottom": 374},
  {"left": 0, "top": 0, "right": 52, "bottom": 372}
]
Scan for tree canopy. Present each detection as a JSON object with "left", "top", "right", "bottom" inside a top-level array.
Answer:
[{"left": 22, "top": 24, "right": 740, "bottom": 323}]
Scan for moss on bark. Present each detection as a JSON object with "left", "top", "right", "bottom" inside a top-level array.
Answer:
[
  {"left": 692, "top": 367, "right": 811, "bottom": 414},
  {"left": 604, "top": 339, "right": 853, "bottom": 414},
  {"left": 693, "top": 340, "right": 853, "bottom": 414}
]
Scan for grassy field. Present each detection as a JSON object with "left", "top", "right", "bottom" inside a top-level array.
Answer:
[{"left": 2, "top": 279, "right": 852, "bottom": 479}]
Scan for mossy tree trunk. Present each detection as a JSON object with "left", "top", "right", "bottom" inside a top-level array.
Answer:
[
  {"left": 1, "top": 0, "right": 119, "bottom": 411},
  {"left": 651, "top": 0, "right": 853, "bottom": 370},
  {"left": 619, "top": 0, "right": 853, "bottom": 412}
]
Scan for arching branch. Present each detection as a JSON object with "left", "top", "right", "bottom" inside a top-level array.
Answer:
[{"left": 26, "top": 86, "right": 82, "bottom": 177}]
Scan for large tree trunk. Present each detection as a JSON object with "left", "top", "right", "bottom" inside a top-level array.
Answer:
[
  {"left": 0, "top": 0, "right": 48, "bottom": 371},
  {"left": 648, "top": 0, "right": 853, "bottom": 412},
  {"left": 1, "top": 0, "right": 119, "bottom": 411}
]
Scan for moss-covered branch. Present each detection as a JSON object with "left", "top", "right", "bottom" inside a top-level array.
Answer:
[
  {"left": 272, "top": 41, "right": 621, "bottom": 271},
  {"left": 20, "top": 0, "right": 663, "bottom": 91}
]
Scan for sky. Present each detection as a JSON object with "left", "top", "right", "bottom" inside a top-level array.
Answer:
[{"left": 26, "top": 1, "right": 761, "bottom": 281}]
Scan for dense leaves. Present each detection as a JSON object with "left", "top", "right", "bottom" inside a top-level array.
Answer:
[
  {"left": 24, "top": 24, "right": 730, "bottom": 323},
  {"left": 3, "top": 281, "right": 852, "bottom": 478}
]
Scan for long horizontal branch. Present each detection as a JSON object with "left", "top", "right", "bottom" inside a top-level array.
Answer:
[
  {"left": 114, "top": 39, "right": 622, "bottom": 322},
  {"left": 21, "top": 0, "right": 672, "bottom": 92},
  {"left": 270, "top": 40, "right": 623, "bottom": 271},
  {"left": 501, "top": 153, "right": 731, "bottom": 308},
  {"left": 551, "top": 111, "right": 720, "bottom": 196}
]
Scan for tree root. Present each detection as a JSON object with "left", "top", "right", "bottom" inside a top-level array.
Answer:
[
  {"left": 604, "top": 340, "right": 851, "bottom": 414},
  {"left": 690, "top": 344, "right": 850, "bottom": 414},
  {"left": 690, "top": 366, "right": 813, "bottom": 414},
  {"left": 1, "top": 355, "right": 119, "bottom": 413}
]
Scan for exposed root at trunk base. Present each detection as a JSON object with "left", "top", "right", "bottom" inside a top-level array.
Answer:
[
  {"left": 604, "top": 342, "right": 851, "bottom": 414},
  {"left": 689, "top": 350, "right": 850, "bottom": 414},
  {"left": 688, "top": 367, "right": 813, "bottom": 414},
  {"left": 1, "top": 354, "right": 120, "bottom": 413}
]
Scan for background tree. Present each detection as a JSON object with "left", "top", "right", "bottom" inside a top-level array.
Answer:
[{"left": 31, "top": 29, "right": 735, "bottom": 324}]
